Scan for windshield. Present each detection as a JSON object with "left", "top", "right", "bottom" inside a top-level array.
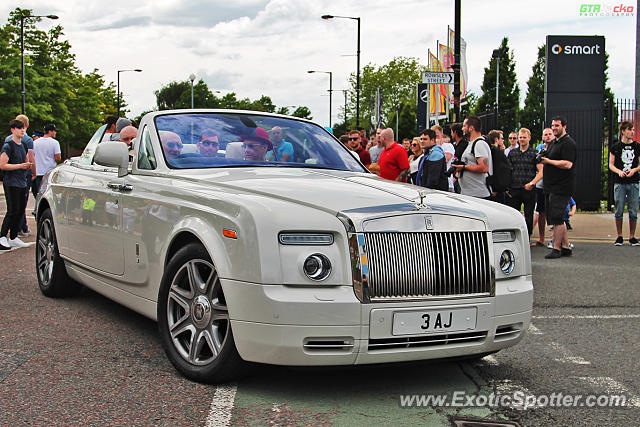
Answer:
[{"left": 153, "top": 112, "right": 366, "bottom": 172}]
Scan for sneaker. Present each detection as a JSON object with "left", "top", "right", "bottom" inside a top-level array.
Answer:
[
  {"left": 547, "top": 241, "right": 554, "bottom": 249},
  {"left": 545, "top": 249, "right": 562, "bottom": 259},
  {"left": 8, "top": 237, "right": 30, "bottom": 248},
  {"left": 614, "top": 236, "right": 624, "bottom": 246},
  {"left": 561, "top": 247, "right": 572, "bottom": 257},
  {"left": 18, "top": 230, "right": 30, "bottom": 238},
  {"left": 630, "top": 237, "right": 640, "bottom": 246}
]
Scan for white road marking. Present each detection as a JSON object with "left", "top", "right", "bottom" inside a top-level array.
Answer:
[
  {"left": 576, "top": 377, "right": 640, "bottom": 407},
  {"left": 533, "top": 315, "right": 640, "bottom": 319},
  {"left": 483, "top": 355, "right": 499, "bottom": 366},
  {"left": 206, "top": 384, "right": 237, "bottom": 427},
  {"left": 549, "top": 342, "right": 591, "bottom": 365},
  {"left": 495, "top": 379, "right": 540, "bottom": 410},
  {"left": 527, "top": 324, "right": 543, "bottom": 335}
]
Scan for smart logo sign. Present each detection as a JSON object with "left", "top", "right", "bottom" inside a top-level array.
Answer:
[
  {"left": 545, "top": 35, "right": 605, "bottom": 95},
  {"left": 550, "top": 43, "right": 601, "bottom": 55}
]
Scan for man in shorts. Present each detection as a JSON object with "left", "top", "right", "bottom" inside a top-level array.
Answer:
[{"left": 541, "top": 117, "right": 577, "bottom": 259}]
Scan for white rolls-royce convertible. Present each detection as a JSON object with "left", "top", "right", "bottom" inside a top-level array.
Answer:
[{"left": 35, "top": 110, "right": 533, "bottom": 383}]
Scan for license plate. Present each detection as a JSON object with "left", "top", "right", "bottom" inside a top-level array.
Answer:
[{"left": 392, "top": 307, "right": 477, "bottom": 336}]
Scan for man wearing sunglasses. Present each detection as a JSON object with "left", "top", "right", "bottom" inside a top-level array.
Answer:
[
  {"left": 347, "top": 130, "right": 371, "bottom": 166},
  {"left": 241, "top": 127, "right": 273, "bottom": 162},
  {"left": 160, "top": 131, "right": 184, "bottom": 161},
  {"left": 197, "top": 129, "right": 220, "bottom": 157},
  {"left": 504, "top": 132, "right": 518, "bottom": 156}
]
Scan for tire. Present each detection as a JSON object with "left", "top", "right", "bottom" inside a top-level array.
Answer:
[
  {"left": 158, "top": 243, "right": 245, "bottom": 383},
  {"left": 36, "top": 208, "right": 80, "bottom": 297}
]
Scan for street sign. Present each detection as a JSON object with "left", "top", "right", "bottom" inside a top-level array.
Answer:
[{"left": 422, "top": 71, "right": 454, "bottom": 84}]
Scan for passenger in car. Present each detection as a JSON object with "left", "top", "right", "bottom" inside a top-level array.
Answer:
[
  {"left": 197, "top": 129, "right": 220, "bottom": 157},
  {"left": 266, "top": 126, "right": 293, "bottom": 162},
  {"left": 159, "top": 131, "right": 183, "bottom": 161},
  {"left": 240, "top": 127, "right": 272, "bottom": 161}
]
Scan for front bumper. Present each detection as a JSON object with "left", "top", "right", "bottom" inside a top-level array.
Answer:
[{"left": 222, "top": 275, "right": 533, "bottom": 366}]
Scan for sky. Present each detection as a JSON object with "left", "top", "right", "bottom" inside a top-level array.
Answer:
[{"left": 2, "top": 0, "right": 637, "bottom": 128}]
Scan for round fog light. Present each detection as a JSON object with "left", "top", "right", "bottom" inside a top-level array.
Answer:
[
  {"left": 303, "top": 254, "right": 332, "bottom": 281},
  {"left": 499, "top": 250, "right": 515, "bottom": 274}
]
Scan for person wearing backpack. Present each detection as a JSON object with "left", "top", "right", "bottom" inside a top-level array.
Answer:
[
  {"left": 486, "top": 130, "right": 512, "bottom": 205},
  {"left": 0, "top": 120, "right": 33, "bottom": 250},
  {"left": 452, "top": 116, "right": 493, "bottom": 199},
  {"left": 507, "top": 128, "right": 542, "bottom": 237}
]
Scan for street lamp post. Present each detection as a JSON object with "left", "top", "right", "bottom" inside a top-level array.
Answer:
[
  {"left": 117, "top": 69, "right": 142, "bottom": 117},
  {"left": 20, "top": 13, "right": 58, "bottom": 114},
  {"left": 307, "top": 70, "right": 332, "bottom": 127},
  {"left": 492, "top": 48, "right": 505, "bottom": 127},
  {"left": 189, "top": 73, "right": 196, "bottom": 108},
  {"left": 321, "top": 14, "right": 360, "bottom": 128}
]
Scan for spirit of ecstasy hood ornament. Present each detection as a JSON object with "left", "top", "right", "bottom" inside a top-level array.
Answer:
[{"left": 415, "top": 189, "right": 428, "bottom": 209}]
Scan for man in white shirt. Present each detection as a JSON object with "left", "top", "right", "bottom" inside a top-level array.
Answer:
[{"left": 32, "top": 123, "right": 61, "bottom": 195}]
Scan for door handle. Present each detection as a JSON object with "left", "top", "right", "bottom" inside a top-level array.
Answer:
[{"left": 108, "top": 182, "right": 133, "bottom": 192}]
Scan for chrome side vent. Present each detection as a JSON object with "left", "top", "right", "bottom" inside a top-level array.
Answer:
[
  {"left": 368, "top": 331, "right": 488, "bottom": 351},
  {"left": 494, "top": 323, "right": 523, "bottom": 341},
  {"left": 303, "top": 337, "right": 355, "bottom": 353}
]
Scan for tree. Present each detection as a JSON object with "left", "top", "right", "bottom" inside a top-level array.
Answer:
[
  {"left": 476, "top": 37, "right": 520, "bottom": 133},
  {"left": 0, "top": 8, "right": 118, "bottom": 152},
  {"left": 292, "top": 106, "right": 312, "bottom": 120},
  {"left": 347, "top": 56, "right": 426, "bottom": 138},
  {"left": 521, "top": 45, "right": 546, "bottom": 137}
]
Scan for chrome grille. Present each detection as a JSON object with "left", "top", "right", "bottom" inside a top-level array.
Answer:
[{"left": 363, "top": 231, "right": 492, "bottom": 301}]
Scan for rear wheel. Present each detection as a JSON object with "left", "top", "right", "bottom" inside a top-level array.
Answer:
[
  {"left": 158, "top": 243, "right": 245, "bottom": 383},
  {"left": 36, "top": 208, "right": 80, "bottom": 297}
]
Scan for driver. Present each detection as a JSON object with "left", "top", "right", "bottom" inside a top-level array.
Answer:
[
  {"left": 159, "top": 131, "right": 183, "bottom": 161},
  {"left": 240, "top": 127, "right": 272, "bottom": 161},
  {"left": 197, "top": 129, "right": 220, "bottom": 157}
]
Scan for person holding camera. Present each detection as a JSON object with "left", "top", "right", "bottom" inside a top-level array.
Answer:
[
  {"left": 541, "top": 116, "right": 577, "bottom": 259},
  {"left": 609, "top": 120, "right": 640, "bottom": 246},
  {"left": 452, "top": 116, "right": 492, "bottom": 199}
]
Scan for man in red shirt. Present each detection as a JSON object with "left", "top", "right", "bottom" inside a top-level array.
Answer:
[
  {"left": 378, "top": 128, "right": 409, "bottom": 182},
  {"left": 347, "top": 130, "right": 371, "bottom": 166}
]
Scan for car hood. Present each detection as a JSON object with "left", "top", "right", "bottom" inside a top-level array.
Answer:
[{"left": 172, "top": 168, "right": 515, "bottom": 227}]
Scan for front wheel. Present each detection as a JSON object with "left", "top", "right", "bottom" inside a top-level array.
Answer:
[
  {"left": 36, "top": 208, "right": 80, "bottom": 297},
  {"left": 158, "top": 243, "right": 245, "bottom": 383}
]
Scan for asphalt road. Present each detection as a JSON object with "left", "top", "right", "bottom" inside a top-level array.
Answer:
[{"left": 0, "top": 223, "right": 638, "bottom": 426}]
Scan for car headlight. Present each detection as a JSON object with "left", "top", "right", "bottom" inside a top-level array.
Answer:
[
  {"left": 499, "top": 250, "right": 515, "bottom": 275},
  {"left": 303, "top": 254, "right": 332, "bottom": 281}
]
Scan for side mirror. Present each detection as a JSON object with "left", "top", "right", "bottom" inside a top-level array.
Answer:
[{"left": 94, "top": 141, "right": 129, "bottom": 177}]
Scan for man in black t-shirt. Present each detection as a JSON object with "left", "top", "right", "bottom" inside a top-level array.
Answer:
[
  {"left": 541, "top": 116, "right": 577, "bottom": 259},
  {"left": 609, "top": 120, "right": 640, "bottom": 246}
]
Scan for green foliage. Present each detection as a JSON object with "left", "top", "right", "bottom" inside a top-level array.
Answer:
[
  {"left": 521, "top": 45, "right": 546, "bottom": 135},
  {"left": 153, "top": 80, "right": 309, "bottom": 117},
  {"left": 347, "top": 56, "right": 426, "bottom": 138},
  {"left": 0, "top": 8, "right": 118, "bottom": 153},
  {"left": 476, "top": 37, "right": 520, "bottom": 133}
]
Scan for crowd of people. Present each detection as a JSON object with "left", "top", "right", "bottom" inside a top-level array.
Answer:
[
  {"left": 2, "top": 111, "right": 638, "bottom": 254},
  {"left": 0, "top": 114, "right": 136, "bottom": 251},
  {"left": 336, "top": 115, "right": 623, "bottom": 258}
]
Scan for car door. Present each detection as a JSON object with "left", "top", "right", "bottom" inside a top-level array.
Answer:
[{"left": 65, "top": 162, "right": 125, "bottom": 276}]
